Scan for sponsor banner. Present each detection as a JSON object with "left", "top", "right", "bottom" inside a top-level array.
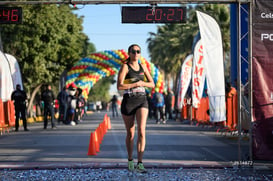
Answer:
[
  {"left": 192, "top": 40, "right": 205, "bottom": 108},
  {"left": 252, "top": 0, "right": 273, "bottom": 160},
  {"left": 197, "top": 11, "right": 226, "bottom": 122},
  {"left": 177, "top": 54, "right": 193, "bottom": 110}
]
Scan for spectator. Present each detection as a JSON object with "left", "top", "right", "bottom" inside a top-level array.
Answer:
[
  {"left": 11, "top": 84, "right": 29, "bottom": 131},
  {"left": 57, "top": 86, "right": 68, "bottom": 124},
  {"left": 152, "top": 92, "right": 166, "bottom": 124},
  {"left": 66, "top": 86, "right": 77, "bottom": 125},
  {"left": 75, "top": 88, "right": 85, "bottom": 123},
  {"left": 41, "top": 84, "right": 56, "bottom": 129},
  {"left": 110, "top": 95, "right": 119, "bottom": 117},
  {"left": 165, "top": 88, "right": 175, "bottom": 120}
]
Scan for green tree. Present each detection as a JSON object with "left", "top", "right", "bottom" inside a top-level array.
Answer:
[
  {"left": 147, "top": 20, "right": 198, "bottom": 88},
  {"left": 88, "top": 75, "right": 115, "bottom": 103},
  {"left": 1, "top": 4, "right": 88, "bottom": 115}
]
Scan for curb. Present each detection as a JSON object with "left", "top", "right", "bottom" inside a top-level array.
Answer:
[{"left": 1, "top": 161, "right": 272, "bottom": 171}]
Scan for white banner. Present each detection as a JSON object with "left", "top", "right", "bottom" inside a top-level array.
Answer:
[
  {"left": 197, "top": 11, "right": 226, "bottom": 122},
  {"left": 192, "top": 40, "right": 206, "bottom": 108},
  {"left": 177, "top": 54, "right": 193, "bottom": 110},
  {"left": 0, "top": 51, "right": 14, "bottom": 101}
]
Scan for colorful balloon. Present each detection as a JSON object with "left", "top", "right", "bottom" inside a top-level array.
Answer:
[{"left": 66, "top": 50, "right": 164, "bottom": 99}]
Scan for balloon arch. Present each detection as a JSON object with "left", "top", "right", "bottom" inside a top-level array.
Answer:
[{"left": 65, "top": 50, "right": 165, "bottom": 99}]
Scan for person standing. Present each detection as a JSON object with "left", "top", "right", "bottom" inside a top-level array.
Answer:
[
  {"left": 152, "top": 92, "right": 166, "bottom": 124},
  {"left": 165, "top": 88, "right": 175, "bottom": 120},
  {"left": 11, "top": 84, "right": 29, "bottom": 131},
  {"left": 41, "top": 84, "right": 56, "bottom": 129},
  {"left": 117, "top": 44, "right": 155, "bottom": 173},
  {"left": 57, "top": 86, "right": 68, "bottom": 124},
  {"left": 110, "top": 95, "right": 119, "bottom": 117}
]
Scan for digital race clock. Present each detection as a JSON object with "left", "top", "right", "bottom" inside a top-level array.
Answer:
[
  {"left": 122, "top": 6, "right": 186, "bottom": 24},
  {"left": 0, "top": 7, "right": 22, "bottom": 24}
]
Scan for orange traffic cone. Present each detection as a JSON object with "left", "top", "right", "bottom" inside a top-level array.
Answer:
[
  {"left": 105, "top": 117, "right": 108, "bottom": 131},
  {"left": 97, "top": 125, "right": 103, "bottom": 144},
  {"left": 99, "top": 124, "right": 105, "bottom": 140},
  {"left": 107, "top": 116, "right": 111, "bottom": 129},
  {"left": 94, "top": 130, "right": 100, "bottom": 152},
  {"left": 87, "top": 132, "right": 97, "bottom": 156},
  {"left": 103, "top": 120, "right": 107, "bottom": 134},
  {"left": 104, "top": 113, "right": 107, "bottom": 122}
]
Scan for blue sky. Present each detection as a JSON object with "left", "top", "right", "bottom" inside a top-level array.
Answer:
[{"left": 74, "top": 4, "right": 160, "bottom": 60}]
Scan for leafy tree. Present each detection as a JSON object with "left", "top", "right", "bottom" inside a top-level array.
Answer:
[
  {"left": 1, "top": 4, "right": 89, "bottom": 115},
  {"left": 88, "top": 75, "right": 115, "bottom": 103},
  {"left": 147, "top": 19, "right": 198, "bottom": 89}
]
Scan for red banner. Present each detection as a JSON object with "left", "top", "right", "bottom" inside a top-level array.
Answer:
[{"left": 252, "top": 0, "right": 273, "bottom": 160}]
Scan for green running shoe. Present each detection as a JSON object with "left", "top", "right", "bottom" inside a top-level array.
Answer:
[
  {"left": 128, "top": 160, "right": 134, "bottom": 171},
  {"left": 136, "top": 163, "right": 147, "bottom": 173}
]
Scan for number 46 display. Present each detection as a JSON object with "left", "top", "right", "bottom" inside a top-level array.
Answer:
[{"left": 0, "top": 7, "right": 22, "bottom": 24}]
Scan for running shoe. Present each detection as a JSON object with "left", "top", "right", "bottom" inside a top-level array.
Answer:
[
  {"left": 136, "top": 163, "right": 147, "bottom": 173},
  {"left": 128, "top": 160, "right": 134, "bottom": 171}
]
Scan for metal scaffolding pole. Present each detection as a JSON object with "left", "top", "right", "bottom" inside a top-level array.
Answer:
[
  {"left": 237, "top": 1, "right": 242, "bottom": 165},
  {"left": 248, "top": 0, "right": 253, "bottom": 163}
]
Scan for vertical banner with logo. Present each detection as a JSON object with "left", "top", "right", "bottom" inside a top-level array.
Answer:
[
  {"left": 252, "top": 0, "right": 273, "bottom": 160},
  {"left": 192, "top": 40, "right": 205, "bottom": 108},
  {"left": 177, "top": 54, "right": 193, "bottom": 110}
]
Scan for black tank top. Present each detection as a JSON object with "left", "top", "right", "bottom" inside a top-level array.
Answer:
[
  {"left": 124, "top": 63, "right": 145, "bottom": 83},
  {"left": 124, "top": 63, "right": 146, "bottom": 95}
]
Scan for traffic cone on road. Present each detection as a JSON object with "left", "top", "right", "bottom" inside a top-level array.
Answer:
[
  {"left": 87, "top": 132, "right": 97, "bottom": 156},
  {"left": 107, "top": 116, "right": 111, "bottom": 130},
  {"left": 94, "top": 130, "right": 100, "bottom": 152}
]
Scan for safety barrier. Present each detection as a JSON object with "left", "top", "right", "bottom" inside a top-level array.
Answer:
[
  {"left": 226, "top": 88, "right": 238, "bottom": 130},
  {"left": 4, "top": 100, "right": 16, "bottom": 127},
  {"left": 193, "top": 97, "right": 210, "bottom": 125},
  {"left": 0, "top": 99, "right": 8, "bottom": 134},
  {"left": 180, "top": 90, "right": 239, "bottom": 133},
  {"left": 0, "top": 100, "right": 15, "bottom": 134}
]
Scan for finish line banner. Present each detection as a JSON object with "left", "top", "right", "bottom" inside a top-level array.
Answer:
[{"left": 252, "top": 0, "right": 273, "bottom": 160}]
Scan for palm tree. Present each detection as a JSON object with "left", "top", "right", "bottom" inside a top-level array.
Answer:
[
  {"left": 147, "top": 17, "right": 198, "bottom": 89},
  {"left": 147, "top": 4, "right": 230, "bottom": 91}
]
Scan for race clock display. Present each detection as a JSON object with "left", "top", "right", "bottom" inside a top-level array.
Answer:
[
  {"left": 0, "top": 7, "right": 22, "bottom": 24},
  {"left": 122, "top": 6, "right": 186, "bottom": 24}
]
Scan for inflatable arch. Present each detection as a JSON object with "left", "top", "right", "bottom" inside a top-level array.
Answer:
[{"left": 66, "top": 50, "right": 164, "bottom": 99}]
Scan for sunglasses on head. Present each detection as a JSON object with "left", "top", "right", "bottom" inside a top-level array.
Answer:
[{"left": 130, "top": 50, "right": 141, "bottom": 54}]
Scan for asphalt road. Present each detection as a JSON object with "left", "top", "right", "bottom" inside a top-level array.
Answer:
[{"left": 0, "top": 110, "right": 271, "bottom": 170}]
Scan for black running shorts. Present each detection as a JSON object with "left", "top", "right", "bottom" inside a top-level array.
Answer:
[{"left": 121, "top": 94, "right": 148, "bottom": 116}]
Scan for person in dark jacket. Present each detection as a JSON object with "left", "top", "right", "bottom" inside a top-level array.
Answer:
[
  {"left": 11, "top": 84, "right": 29, "bottom": 131},
  {"left": 110, "top": 95, "right": 119, "bottom": 117},
  {"left": 57, "top": 86, "right": 68, "bottom": 124},
  {"left": 41, "top": 84, "right": 56, "bottom": 129},
  {"left": 165, "top": 88, "right": 175, "bottom": 120}
]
